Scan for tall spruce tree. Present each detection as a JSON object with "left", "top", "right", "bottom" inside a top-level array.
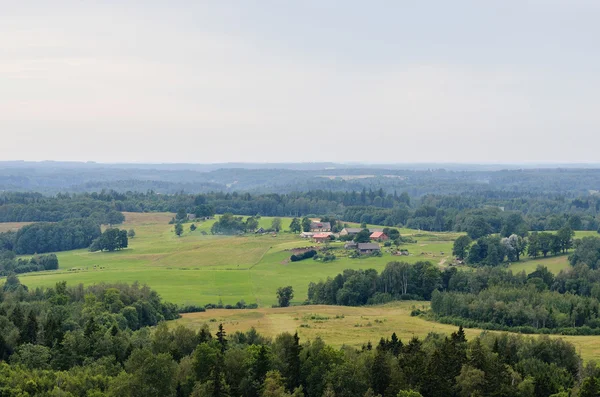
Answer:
[
  {"left": 371, "top": 344, "right": 391, "bottom": 396},
  {"left": 21, "top": 310, "right": 38, "bottom": 344},
  {"left": 217, "top": 323, "right": 227, "bottom": 353}
]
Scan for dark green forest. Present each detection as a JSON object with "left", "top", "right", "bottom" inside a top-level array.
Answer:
[{"left": 0, "top": 276, "right": 598, "bottom": 397}]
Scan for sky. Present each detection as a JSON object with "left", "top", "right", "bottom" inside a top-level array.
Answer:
[{"left": 1, "top": 1, "right": 599, "bottom": 164}]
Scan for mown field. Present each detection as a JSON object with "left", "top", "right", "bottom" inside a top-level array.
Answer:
[
  {"left": 14, "top": 213, "right": 459, "bottom": 306},
  {"left": 174, "top": 301, "right": 600, "bottom": 362},
  {"left": 6, "top": 212, "right": 600, "bottom": 360},
  {"left": 10, "top": 212, "right": 580, "bottom": 307}
]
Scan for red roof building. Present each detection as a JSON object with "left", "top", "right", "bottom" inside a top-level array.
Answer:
[
  {"left": 370, "top": 231, "right": 388, "bottom": 241},
  {"left": 313, "top": 233, "right": 331, "bottom": 243}
]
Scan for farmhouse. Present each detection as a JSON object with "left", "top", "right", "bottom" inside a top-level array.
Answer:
[
  {"left": 310, "top": 222, "right": 331, "bottom": 232},
  {"left": 300, "top": 232, "right": 314, "bottom": 238},
  {"left": 358, "top": 243, "right": 381, "bottom": 254},
  {"left": 255, "top": 227, "right": 266, "bottom": 234},
  {"left": 344, "top": 241, "right": 358, "bottom": 249},
  {"left": 370, "top": 231, "right": 388, "bottom": 241},
  {"left": 313, "top": 233, "right": 331, "bottom": 243}
]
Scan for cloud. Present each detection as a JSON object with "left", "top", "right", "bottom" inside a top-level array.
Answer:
[{"left": 0, "top": 1, "right": 599, "bottom": 163}]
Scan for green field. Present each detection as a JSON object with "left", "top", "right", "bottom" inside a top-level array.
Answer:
[
  {"left": 6, "top": 212, "right": 600, "bottom": 361},
  {"left": 10, "top": 212, "right": 580, "bottom": 306},
  {"left": 14, "top": 213, "right": 459, "bottom": 307}
]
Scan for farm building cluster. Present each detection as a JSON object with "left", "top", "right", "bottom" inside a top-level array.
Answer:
[{"left": 299, "top": 222, "right": 402, "bottom": 255}]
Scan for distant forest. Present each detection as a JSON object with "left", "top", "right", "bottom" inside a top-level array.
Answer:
[
  {"left": 4, "top": 161, "right": 600, "bottom": 196},
  {"left": 3, "top": 163, "right": 600, "bottom": 259},
  {"left": 2, "top": 187, "right": 600, "bottom": 232}
]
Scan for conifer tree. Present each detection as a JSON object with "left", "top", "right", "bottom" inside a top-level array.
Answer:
[
  {"left": 217, "top": 323, "right": 227, "bottom": 353},
  {"left": 21, "top": 310, "right": 38, "bottom": 344},
  {"left": 9, "top": 304, "right": 24, "bottom": 329},
  {"left": 371, "top": 345, "right": 391, "bottom": 396}
]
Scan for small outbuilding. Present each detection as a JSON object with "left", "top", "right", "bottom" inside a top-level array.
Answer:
[
  {"left": 310, "top": 222, "right": 331, "bottom": 232},
  {"left": 358, "top": 243, "right": 381, "bottom": 254}
]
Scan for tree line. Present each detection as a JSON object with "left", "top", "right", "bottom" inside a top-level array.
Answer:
[
  {"left": 307, "top": 262, "right": 444, "bottom": 306},
  {"left": 432, "top": 237, "right": 600, "bottom": 334},
  {"left": 0, "top": 218, "right": 101, "bottom": 255},
  {"left": 0, "top": 192, "right": 125, "bottom": 224},
  {"left": 6, "top": 189, "right": 600, "bottom": 235},
  {"left": 454, "top": 226, "right": 575, "bottom": 267},
  {"left": 0, "top": 276, "right": 595, "bottom": 396},
  {"left": 0, "top": 251, "right": 58, "bottom": 276}
]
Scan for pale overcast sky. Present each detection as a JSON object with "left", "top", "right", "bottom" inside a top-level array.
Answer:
[{"left": 1, "top": 1, "right": 599, "bottom": 163}]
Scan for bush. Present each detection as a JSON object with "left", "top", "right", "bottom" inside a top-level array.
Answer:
[
  {"left": 290, "top": 250, "right": 317, "bottom": 262},
  {"left": 179, "top": 305, "right": 206, "bottom": 313},
  {"left": 410, "top": 308, "right": 425, "bottom": 316},
  {"left": 203, "top": 300, "right": 257, "bottom": 310},
  {"left": 313, "top": 253, "right": 336, "bottom": 262},
  {"left": 367, "top": 292, "right": 394, "bottom": 305}
]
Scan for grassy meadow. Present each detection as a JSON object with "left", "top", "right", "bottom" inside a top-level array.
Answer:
[
  {"left": 9, "top": 212, "right": 580, "bottom": 306},
  {"left": 5, "top": 212, "right": 600, "bottom": 361},
  {"left": 174, "top": 301, "right": 600, "bottom": 362},
  {"left": 14, "top": 213, "right": 459, "bottom": 307}
]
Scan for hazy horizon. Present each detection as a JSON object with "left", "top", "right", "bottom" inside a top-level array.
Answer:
[{"left": 2, "top": 1, "right": 599, "bottom": 163}]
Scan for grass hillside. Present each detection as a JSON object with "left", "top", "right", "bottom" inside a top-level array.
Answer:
[
  {"left": 8, "top": 212, "right": 600, "bottom": 361},
  {"left": 16, "top": 213, "right": 459, "bottom": 306},
  {"left": 174, "top": 301, "right": 600, "bottom": 362},
  {"left": 11, "top": 212, "right": 580, "bottom": 307}
]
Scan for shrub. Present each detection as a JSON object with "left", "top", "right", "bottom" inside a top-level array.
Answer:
[
  {"left": 179, "top": 305, "right": 206, "bottom": 313},
  {"left": 367, "top": 292, "right": 393, "bottom": 305},
  {"left": 410, "top": 309, "right": 425, "bottom": 316},
  {"left": 290, "top": 250, "right": 317, "bottom": 262}
]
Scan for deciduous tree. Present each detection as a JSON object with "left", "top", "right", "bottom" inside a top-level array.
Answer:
[{"left": 276, "top": 286, "right": 294, "bottom": 307}]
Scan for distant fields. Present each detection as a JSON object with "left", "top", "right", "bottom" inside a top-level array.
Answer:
[
  {"left": 175, "top": 301, "right": 600, "bottom": 362},
  {"left": 6, "top": 212, "right": 583, "bottom": 306},
  {"left": 6, "top": 212, "right": 600, "bottom": 361},
  {"left": 14, "top": 213, "right": 458, "bottom": 307}
]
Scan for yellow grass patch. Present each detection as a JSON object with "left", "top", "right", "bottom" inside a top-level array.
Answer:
[{"left": 174, "top": 302, "right": 600, "bottom": 362}]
